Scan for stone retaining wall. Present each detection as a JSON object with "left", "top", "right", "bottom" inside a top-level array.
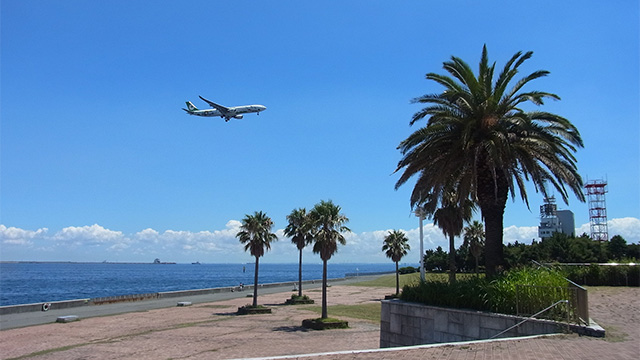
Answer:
[{"left": 380, "top": 299, "right": 568, "bottom": 348}]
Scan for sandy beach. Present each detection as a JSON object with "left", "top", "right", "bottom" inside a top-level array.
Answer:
[{"left": 1, "top": 284, "right": 638, "bottom": 360}]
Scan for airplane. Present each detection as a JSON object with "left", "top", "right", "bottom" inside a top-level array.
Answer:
[{"left": 182, "top": 96, "right": 267, "bottom": 122}]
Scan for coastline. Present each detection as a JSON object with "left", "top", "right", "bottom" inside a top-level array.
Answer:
[
  {"left": 0, "top": 262, "right": 403, "bottom": 307},
  {"left": 0, "top": 274, "right": 381, "bottom": 330}
]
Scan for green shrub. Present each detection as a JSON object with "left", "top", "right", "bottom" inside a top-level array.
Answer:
[
  {"left": 562, "top": 263, "right": 639, "bottom": 286},
  {"left": 400, "top": 276, "right": 489, "bottom": 311},
  {"left": 400, "top": 267, "right": 573, "bottom": 321},
  {"left": 487, "top": 267, "right": 569, "bottom": 319},
  {"left": 398, "top": 266, "right": 419, "bottom": 274},
  {"left": 290, "top": 294, "right": 311, "bottom": 301}
]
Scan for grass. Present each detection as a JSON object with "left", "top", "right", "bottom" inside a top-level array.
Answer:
[
  {"left": 348, "top": 271, "right": 480, "bottom": 289},
  {"left": 399, "top": 267, "right": 576, "bottom": 321},
  {"left": 303, "top": 303, "right": 381, "bottom": 323},
  {"left": 347, "top": 272, "right": 421, "bottom": 288},
  {"left": 198, "top": 304, "right": 233, "bottom": 309},
  {"left": 601, "top": 324, "right": 628, "bottom": 342}
]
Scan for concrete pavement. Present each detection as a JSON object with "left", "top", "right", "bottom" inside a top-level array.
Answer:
[{"left": 0, "top": 281, "right": 637, "bottom": 360}]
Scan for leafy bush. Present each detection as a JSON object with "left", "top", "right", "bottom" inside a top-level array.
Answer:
[
  {"left": 400, "top": 276, "right": 489, "bottom": 311},
  {"left": 290, "top": 294, "right": 311, "bottom": 301},
  {"left": 398, "top": 266, "right": 418, "bottom": 274},
  {"left": 562, "top": 263, "right": 639, "bottom": 286},
  {"left": 486, "top": 267, "right": 568, "bottom": 317},
  {"left": 400, "top": 267, "right": 573, "bottom": 321}
]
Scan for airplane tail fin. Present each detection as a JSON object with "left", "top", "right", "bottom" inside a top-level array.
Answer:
[{"left": 185, "top": 101, "right": 198, "bottom": 112}]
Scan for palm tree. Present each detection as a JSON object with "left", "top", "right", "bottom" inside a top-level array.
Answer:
[
  {"left": 395, "top": 45, "right": 585, "bottom": 277},
  {"left": 463, "top": 220, "right": 485, "bottom": 277},
  {"left": 382, "top": 230, "right": 410, "bottom": 295},
  {"left": 309, "top": 200, "right": 350, "bottom": 319},
  {"left": 428, "top": 191, "right": 474, "bottom": 283},
  {"left": 284, "top": 207, "right": 313, "bottom": 297},
  {"left": 236, "top": 211, "right": 278, "bottom": 307}
]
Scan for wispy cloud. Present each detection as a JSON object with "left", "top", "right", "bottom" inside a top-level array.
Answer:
[{"left": 1, "top": 218, "right": 639, "bottom": 263}]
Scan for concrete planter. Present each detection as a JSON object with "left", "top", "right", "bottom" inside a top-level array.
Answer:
[{"left": 285, "top": 296, "right": 315, "bottom": 305}]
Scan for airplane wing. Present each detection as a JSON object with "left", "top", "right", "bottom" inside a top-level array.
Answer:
[{"left": 199, "top": 96, "right": 230, "bottom": 113}]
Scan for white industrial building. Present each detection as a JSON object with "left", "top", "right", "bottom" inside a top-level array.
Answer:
[{"left": 538, "top": 197, "right": 575, "bottom": 239}]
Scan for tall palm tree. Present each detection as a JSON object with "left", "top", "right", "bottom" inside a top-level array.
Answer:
[
  {"left": 463, "top": 220, "right": 485, "bottom": 277},
  {"left": 429, "top": 191, "right": 474, "bottom": 283},
  {"left": 236, "top": 211, "right": 278, "bottom": 307},
  {"left": 382, "top": 230, "right": 410, "bottom": 295},
  {"left": 395, "top": 45, "right": 585, "bottom": 277},
  {"left": 309, "top": 200, "right": 350, "bottom": 319},
  {"left": 284, "top": 207, "right": 313, "bottom": 297}
]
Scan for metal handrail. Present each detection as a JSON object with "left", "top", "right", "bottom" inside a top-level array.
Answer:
[
  {"left": 489, "top": 299, "right": 569, "bottom": 339},
  {"left": 532, "top": 260, "right": 589, "bottom": 324}
]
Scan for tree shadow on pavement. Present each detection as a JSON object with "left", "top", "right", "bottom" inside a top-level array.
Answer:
[{"left": 272, "top": 325, "right": 310, "bottom": 332}]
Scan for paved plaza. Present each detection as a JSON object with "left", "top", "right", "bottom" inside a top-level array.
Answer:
[{"left": 0, "top": 282, "right": 637, "bottom": 360}]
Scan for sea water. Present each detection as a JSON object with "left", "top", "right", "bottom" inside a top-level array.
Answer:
[{"left": 0, "top": 262, "right": 400, "bottom": 306}]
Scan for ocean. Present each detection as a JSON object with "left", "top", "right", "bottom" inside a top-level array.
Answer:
[{"left": 0, "top": 262, "right": 401, "bottom": 306}]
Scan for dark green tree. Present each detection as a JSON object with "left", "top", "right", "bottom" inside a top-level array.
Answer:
[
  {"left": 236, "top": 211, "right": 278, "bottom": 307},
  {"left": 284, "top": 208, "right": 313, "bottom": 297},
  {"left": 463, "top": 220, "right": 485, "bottom": 276},
  {"left": 309, "top": 200, "right": 350, "bottom": 319},
  {"left": 627, "top": 242, "right": 640, "bottom": 260},
  {"left": 431, "top": 192, "right": 474, "bottom": 283},
  {"left": 608, "top": 235, "right": 627, "bottom": 260},
  {"left": 395, "top": 45, "right": 585, "bottom": 276},
  {"left": 424, "top": 246, "right": 448, "bottom": 272},
  {"left": 567, "top": 236, "right": 597, "bottom": 262},
  {"left": 382, "top": 230, "right": 411, "bottom": 295}
]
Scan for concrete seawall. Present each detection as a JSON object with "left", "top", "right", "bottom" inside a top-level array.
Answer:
[
  {"left": 380, "top": 299, "right": 605, "bottom": 348},
  {"left": 0, "top": 277, "right": 346, "bottom": 316}
]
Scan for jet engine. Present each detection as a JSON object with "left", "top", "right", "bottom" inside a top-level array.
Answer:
[{"left": 234, "top": 115, "right": 244, "bottom": 119}]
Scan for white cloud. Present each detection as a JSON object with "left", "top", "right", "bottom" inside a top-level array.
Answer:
[
  {"left": 2, "top": 238, "right": 34, "bottom": 246},
  {"left": 1, "top": 217, "right": 638, "bottom": 262},
  {"left": 503, "top": 225, "right": 539, "bottom": 244},
  {"left": 53, "top": 224, "right": 125, "bottom": 243},
  {"left": 134, "top": 228, "right": 160, "bottom": 242},
  {"left": 0, "top": 225, "right": 48, "bottom": 247}
]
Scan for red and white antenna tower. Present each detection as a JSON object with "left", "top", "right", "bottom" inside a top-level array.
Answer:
[{"left": 585, "top": 179, "right": 608, "bottom": 241}]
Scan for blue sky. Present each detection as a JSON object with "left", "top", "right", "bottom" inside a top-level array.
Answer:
[{"left": 1, "top": 1, "right": 639, "bottom": 264}]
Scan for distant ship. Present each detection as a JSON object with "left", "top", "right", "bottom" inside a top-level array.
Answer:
[
  {"left": 192, "top": 261, "right": 201, "bottom": 265},
  {"left": 153, "top": 258, "right": 176, "bottom": 264}
]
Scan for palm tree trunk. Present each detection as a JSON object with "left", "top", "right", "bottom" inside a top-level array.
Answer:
[
  {"left": 483, "top": 205, "right": 505, "bottom": 278},
  {"left": 253, "top": 256, "right": 259, "bottom": 307},
  {"left": 298, "top": 249, "right": 303, "bottom": 297},
  {"left": 475, "top": 255, "right": 479, "bottom": 277},
  {"left": 395, "top": 261, "right": 400, "bottom": 296},
  {"left": 477, "top": 166, "right": 508, "bottom": 278},
  {"left": 448, "top": 234, "right": 456, "bottom": 283},
  {"left": 321, "top": 259, "right": 328, "bottom": 319}
]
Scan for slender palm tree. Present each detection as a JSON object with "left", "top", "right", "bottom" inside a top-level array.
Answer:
[
  {"left": 382, "top": 230, "right": 410, "bottom": 295},
  {"left": 284, "top": 207, "right": 313, "bottom": 297},
  {"left": 463, "top": 220, "right": 485, "bottom": 277},
  {"left": 429, "top": 191, "right": 474, "bottom": 283},
  {"left": 236, "top": 211, "right": 278, "bottom": 307},
  {"left": 395, "top": 45, "right": 584, "bottom": 277},
  {"left": 309, "top": 200, "right": 350, "bottom": 319}
]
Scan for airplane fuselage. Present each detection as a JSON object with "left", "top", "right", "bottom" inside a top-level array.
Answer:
[
  {"left": 183, "top": 97, "right": 266, "bottom": 121},
  {"left": 186, "top": 106, "right": 265, "bottom": 117}
]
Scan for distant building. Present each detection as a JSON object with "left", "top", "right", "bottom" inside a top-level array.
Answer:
[
  {"left": 538, "top": 197, "right": 575, "bottom": 239},
  {"left": 557, "top": 210, "right": 575, "bottom": 237}
]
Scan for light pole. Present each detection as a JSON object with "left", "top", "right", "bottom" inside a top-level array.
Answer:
[{"left": 415, "top": 208, "right": 426, "bottom": 282}]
